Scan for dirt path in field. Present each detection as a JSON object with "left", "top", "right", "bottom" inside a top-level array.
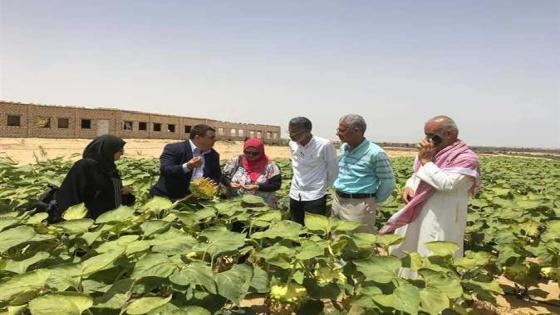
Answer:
[
  {"left": 0, "top": 138, "right": 415, "bottom": 164},
  {"left": 491, "top": 277, "right": 560, "bottom": 315}
]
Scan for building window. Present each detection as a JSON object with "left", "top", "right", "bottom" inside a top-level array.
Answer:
[
  {"left": 168, "top": 124, "right": 176, "bottom": 132},
  {"left": 7, "top": 115, "right": 21, "bottom": 127},
  {"left": 273, "top": 132, "right": 278, "bottom": 140},
  {"left": 266, "top": 131, "right": 272, "bottom": 139},
  {"left": 123, "top": 121, "right": 133, "bottom": 130},
  {"left": 139, "top": 122, "right": 147, "bottom": 131},
  {"left": 153, "top": 123, "right": 161, "bottom": 132},
  {"left": 58, "top": 118, "right": 70, "bottom": 129},
  {"left": 36, "top": 116, "right": 51, "bottom": 128},
  {"left": 257, "top": 131, "right": 262, "bottom": 138},
  {"left": 250, "top": 131, "right": 255, "bottom": 138},
  {"left": 81, "top": 119, "right": 92, "bottom": 129},
  {"left": 184, "top": 125, "right": 192, "bottom": 133},
  {"left": 218, "top": 127, "right": 224, "bottom": 136},
  {"left": 230, "top": 129, "right": 236, "bottom": 136},
  {"left": 238, "top": 129, "right": 244, "bottom": 137}
]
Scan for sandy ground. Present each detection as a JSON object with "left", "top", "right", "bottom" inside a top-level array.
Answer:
[
  {"left": 2, "top": 138, "right": 555, "bottom": 165},
  {"left": 492, "top": 277, "right": 559, "bottom": 315},
  {"left": 0, "top": 138, "right": 415, "bottom": 164}
]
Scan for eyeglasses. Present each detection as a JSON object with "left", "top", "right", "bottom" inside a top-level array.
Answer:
[{"left": 244, "top": 151, "right": 260, "bottom": 157}]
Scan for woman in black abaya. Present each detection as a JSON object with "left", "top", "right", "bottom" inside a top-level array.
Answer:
[{"left": 49, "top": 135, "right": 135, "bottom": 222}]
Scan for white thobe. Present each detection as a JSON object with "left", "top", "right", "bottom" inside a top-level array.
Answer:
[{"left": 390, "top": 162, "right": 474, "bottom": 259}]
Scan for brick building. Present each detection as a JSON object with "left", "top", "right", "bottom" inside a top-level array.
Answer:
[{"left": 0, "top": 101, "right": 281, "bottom": 143}]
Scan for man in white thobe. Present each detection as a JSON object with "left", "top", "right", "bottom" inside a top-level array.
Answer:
[{"left": 380, "top": 115, "right": 481, "bottom": 259}]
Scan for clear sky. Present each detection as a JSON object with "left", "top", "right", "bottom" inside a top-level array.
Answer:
[{"left": 1, "top": 0, "right": 558, "bottom": 148}]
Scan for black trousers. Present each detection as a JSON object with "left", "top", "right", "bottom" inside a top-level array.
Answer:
[{"left": 289, "top": 195, "right": 328, "bottom": 226}]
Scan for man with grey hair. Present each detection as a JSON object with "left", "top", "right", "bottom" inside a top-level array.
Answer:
[
  {"left": 333, "top": 114, "right": 395, "bottom": 233},
  {"left": 380, "top": 115, "right": 481, "bottom": 266},
  {"left": 288, "top": 117, "right": 338, "bottom": 225}
]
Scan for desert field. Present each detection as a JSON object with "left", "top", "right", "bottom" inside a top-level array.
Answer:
[
  {"left": 0, "top": 138, "right": 416, "bottom": 164},
  {"left": 1, "top": 137, "right": 558, "bottom": 314}
]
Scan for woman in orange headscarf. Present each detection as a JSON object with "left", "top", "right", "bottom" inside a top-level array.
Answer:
[{"left": 222, "top": 138, "right": 282, "bottom": 208}]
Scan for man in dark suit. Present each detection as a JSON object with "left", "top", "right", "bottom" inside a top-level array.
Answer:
[{"left": 150, "top": 124, "right": 221, "bottom": 200}]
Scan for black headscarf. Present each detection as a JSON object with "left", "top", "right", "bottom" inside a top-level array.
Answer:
[{"left": 82, "top": 135, "right": 126, "bottom": 177}]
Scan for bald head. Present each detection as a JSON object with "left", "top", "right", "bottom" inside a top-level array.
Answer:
[
  {"left": 426, "top": 115, "right": 459, "bottom": 136},
  {"left": 424, "top": 115, "right": 459, "bottom": 149}
]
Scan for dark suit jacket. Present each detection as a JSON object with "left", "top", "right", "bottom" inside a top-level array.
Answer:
[{"left": 150, "top": 141, "right": 221, "bottom": 200}]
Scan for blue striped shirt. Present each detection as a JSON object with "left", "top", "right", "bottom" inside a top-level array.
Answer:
[{"left": 334, "top": 139, "right": 395, "bottom": 203}]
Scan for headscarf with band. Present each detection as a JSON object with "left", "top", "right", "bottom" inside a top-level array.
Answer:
[{"left": 241, "top": 138, "right": 270, "bottom": 183}]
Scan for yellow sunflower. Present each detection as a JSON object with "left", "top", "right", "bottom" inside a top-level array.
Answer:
[{"left": 190, "top": 178, "right": 219, "bottom": 200}]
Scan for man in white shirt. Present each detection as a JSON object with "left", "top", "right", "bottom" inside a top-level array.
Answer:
[
  {"left": 288, "top": 117, "right": 338, "bottom": 225},
  {"left": 380, "top": 116, "right": 481, "bottom": 261}
]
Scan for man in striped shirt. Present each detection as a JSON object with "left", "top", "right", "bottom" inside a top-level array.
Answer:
[{"left": 332, "top": 114, "right": 395, "bottom": 233}]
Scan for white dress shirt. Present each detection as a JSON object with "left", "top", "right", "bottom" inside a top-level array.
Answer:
[
  {"left": 182, "top": 139, "right": 209, "bottom": 179},
  {"left": 289, "top": 136, "right": 339, "bottom": 201}
]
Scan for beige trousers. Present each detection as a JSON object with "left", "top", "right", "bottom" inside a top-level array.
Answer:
[{"left": 331, "top": 194, "right": 377, "bottom": 233}]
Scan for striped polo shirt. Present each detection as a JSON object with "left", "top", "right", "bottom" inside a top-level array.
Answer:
[{"left": 333, "top": 139, "right": 395, "bottom": 203}]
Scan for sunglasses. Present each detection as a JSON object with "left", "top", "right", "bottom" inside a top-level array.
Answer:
[
  {"left": 244, "top": 151, "right": 260, "bottom": 157},
  {"left": 425, "top": 134, "right": 442, "bottom": 145}
]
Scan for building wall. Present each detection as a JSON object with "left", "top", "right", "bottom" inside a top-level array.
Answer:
[
  {"left": 181, "top": 117, "right": 207, "bottom": 139},
  {"left": 146, "top": 113, "right": 182, "bottom": 140},
  {"left": 1, "top": 101, "right": 281, "bottom": 143},
  {"left": 208, "top": 119, "right": 281, "bottom": 142},
  {"left": 115, "top": 111, "right": 151, "bottom": 139},
  {"left": 74, "top": 107, "right": 116, "bottom": 139},
  {"left": 27, "top": 104, "right": 76, "bottom": 138},
  {"left": 0, "top": 102, "right": 28, "bottom": 137}
]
